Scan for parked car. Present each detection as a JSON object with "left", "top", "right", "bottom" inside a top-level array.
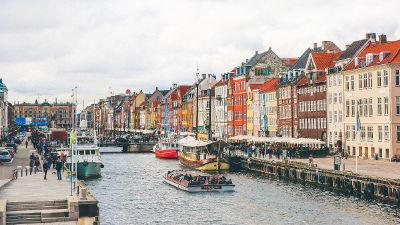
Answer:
[
  {"left": 6, "top": 143, "right": 17, "bottom": 152},
  {"left": 0, "top": 149, "right": 12, "bottom": 162}
]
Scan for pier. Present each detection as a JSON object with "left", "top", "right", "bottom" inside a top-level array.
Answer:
[
  {"left": 230, "top": 155, "right": 400, "bottom": 204},
  {"left": 0, "top": 142, "right": 99, "bottom": 225}
]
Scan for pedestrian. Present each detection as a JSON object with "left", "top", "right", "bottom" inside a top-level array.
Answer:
[
  {"left": 56, "top": 158, "right": 63, "bottom": 180},
  {"left": 43, "top": 157, "right": 49, "bottom": 180},
  {"left": 25, "top": 140, "right": 28, "bottom": 148},
  {"left": 60, "top": 152, "right": 65, "bottom": 171},
  {"left": 29, "top": 158, "right": 34, "bottom": 175},
  {"left": 34, "top": 157, "right": 40, "bottom": 173}
]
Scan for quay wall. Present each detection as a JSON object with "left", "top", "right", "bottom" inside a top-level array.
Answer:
[{"left": 232, "top": 157, "right": 400, "bottom": 204}]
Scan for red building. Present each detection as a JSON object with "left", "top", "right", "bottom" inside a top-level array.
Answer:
[
  {"left": 297, "top": 51, "right": 342, "bottom": 140},
  {"left": 232, "top": 75, "right": 247, "bottom": 136}
]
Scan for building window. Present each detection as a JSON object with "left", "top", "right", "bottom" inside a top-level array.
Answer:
[
  {"left": 396, "top": 70, "right": 400, "bottom": 86},
  {"left": 367, "top": 126, "right": 373, "bottom": 141},
  {"left": 363, "top": 98, "right": 368, "bottom": 117},
  {"left": 384, "top": 125, "right": 389, "bottom": 141},
  {"left": 359, "top": 74, "right": 363, "bottom": 89},
  {"left": 346, "top": 100, "right": 350, "bottom": 117},
  {"left": 338, "top": 110, "right": 342, "bottom": 122},
  {"left": 363, "top": 73, "right": 368, "bottom": 89},
  {"left": 377, "top": 97, "right": 382, "bottom": 116},
  {"left": 385, "top": 149, "right": 390, "bottom": 159},
  {"left": 377, "top": 71, "right": 382, "bottom": 87},
  {"left": 338, "top": 92, "right": 342, "bottom": 104},
  {"left": 351, "top": 75, "right": 355, "bottom": 91},
  {"left": 384, "top": 97, "right": 389, "bottom": 115},
  {"left": 360, "top": 126, "right": 365, "bottom": 141},
  {"left": 351, "top": 100, "right": 355, "bottom": 117},
  {"left": 397, "top": 126, "right": 400, "bottom": 142},
  {"left": 369, "top": 98, "right": 373, "bottom": 116},
  {"left": 368, "top": 72, "right": 372, "bottom": 88},
  {"left": 346, "top": 125, "right": 350, "bottom": 140},
  {"left": 359, "top": 99, "right": 364, "bottom": 116},
  {"left": 345, "top": 77, "right": 350, "bottom": 91},
  {"left": 397, "top": 96, "right": 400, "bottom": 115},
  {"left": 378, "top": 126, "right": 382, "bottom": 141},
  {"left": 383, "top": 70, "right": 389, "bottom": 86}
]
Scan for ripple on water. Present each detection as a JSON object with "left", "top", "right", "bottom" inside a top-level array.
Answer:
[{"left": 84, "top": 151, "right": 400, "bottom": 225}]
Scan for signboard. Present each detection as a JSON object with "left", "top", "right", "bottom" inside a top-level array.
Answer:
[
  {"left": 334, "top": 155, "right": 341, "bottom": 166},
  {"left": 14, "top": 117, "right": 48, "bottom": 126}
]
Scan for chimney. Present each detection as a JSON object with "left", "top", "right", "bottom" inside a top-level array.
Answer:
[
  {"left": 255, "top": 50, "right": 258, "bottom": 55},
  {"left": 202, "top": 74, "right": 206, "bottom": 79},
  {"left": 172, "top": 83, "right": 177, "bottom": 89},
  {"left": 345, "top": 44, "right": 350, "bottom": 49},
  {"left": 379, "top": 34, "right": 387, "bottom": 44},
  {"left": 366, "top": 33, "right": 376, "bottom": 42},
  {"left": 268, "top": 47, "right": 272, "bottom": 51},
  {"left": 313, "top": 43, "right": 318, "bottom": 50},
  {"left": 155, "top": 86, "right": 158, "bottom": 91},
  {"left": 322, "top": 41, "right": 330, "bottom": 50},
  {"left": 245, "top": 59, "right": 248, "bottom": 63}
]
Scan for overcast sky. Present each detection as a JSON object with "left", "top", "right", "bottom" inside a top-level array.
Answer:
[{"left": 1, "top": 0, "right": 399, "bottom": 110}]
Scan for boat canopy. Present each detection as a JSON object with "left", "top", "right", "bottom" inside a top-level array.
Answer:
[{"left": 229, "top": 135, "right": 325, "bottom": 145}]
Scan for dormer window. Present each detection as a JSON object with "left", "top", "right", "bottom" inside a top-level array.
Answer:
[
  {"left": 379, "top": 51, "right": 391, "bottom": 62},
  {"left": 366, "top": 53, "right": 374, "bottom": 65}
]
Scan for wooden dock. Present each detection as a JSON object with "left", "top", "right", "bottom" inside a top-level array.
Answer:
[{"left": 231, "top": 156, "right": 400, "bottom": 205}]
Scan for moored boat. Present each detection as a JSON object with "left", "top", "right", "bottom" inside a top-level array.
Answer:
[
  {"left": 163, "top": 170, "right": 235, "bottom": 192},
  {"left": 178, "top": 138, "right": 230, "bottom": 171},
  {"left": 153, "top": 141, "right": 179, "bottom": 159}
]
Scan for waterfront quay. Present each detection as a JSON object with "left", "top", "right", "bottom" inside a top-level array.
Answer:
[
  {"left": 230, "top": 152, "right": 400, "bottom": 204},
  {"left": 0, "top": 140, "right": 98, "bottom": 225}
]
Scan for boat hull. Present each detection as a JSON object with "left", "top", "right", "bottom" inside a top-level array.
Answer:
[
  {"left": 76, "top": 162, "right": 102, "bottom": 179},
  {"left": 155, "top": 149, "right": 178, "bottom": 159},
  {"left": 163, "top": 176, "right": 235, "bottom": 192},
  {"left": 178, "top": 152, "right": 229, "bottom": 171}
]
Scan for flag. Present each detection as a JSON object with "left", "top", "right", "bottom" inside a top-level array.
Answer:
[
  {"left": 70, "top": 129, "right": 76, "bottom": 144},
  {"left": 355, "top": 100, "right": 361, "bottom": 131}
]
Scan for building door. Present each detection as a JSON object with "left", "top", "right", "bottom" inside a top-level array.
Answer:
[
  {"left": 371, "top": 147, "right": 375, "bottom": 158},
  {"left": 359, "top": 147, "right": 362, "bottom": 157},
  {"left": 364, "top": 147, "right": 369, "bottom": 159}
]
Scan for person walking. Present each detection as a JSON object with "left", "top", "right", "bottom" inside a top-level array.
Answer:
[
  {"left": 56, "top": 158, "right": 63, "bottom": 180},
  {"left": 34, "top": 157, "right": 40, "bottom": 173},
  {"left": 43, "top": 157, "right": 49, "bottom": 180},
  {"left": 25, "top": 140, "right": 28, "bottom": 148}
]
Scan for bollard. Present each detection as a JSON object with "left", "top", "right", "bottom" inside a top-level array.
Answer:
[
  {"left": 77, "top": 185, "right": 80, "bottom": 195},
  {"left": 26, "top": 168, "right": 28, "bottom": 176},
  {"left": 80, "top": 188, "right": 87, "bottom": 200},
  {"left": 15, "top": 170, "right": 18, "bottom": 179}
]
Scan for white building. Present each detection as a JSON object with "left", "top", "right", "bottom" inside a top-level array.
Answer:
[{"left": 214, "top": 74, "right": 229, "bottom": 140}]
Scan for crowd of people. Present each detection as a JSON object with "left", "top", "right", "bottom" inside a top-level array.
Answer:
[
  {"left": 166, "top": 170, "right": 233, "bottom": 186},
  {"left": 227, "top": 143, "right": 298, "bottom": 160},
  {"left": 28, "top": 131, "right": 65, "bottom": 180}
]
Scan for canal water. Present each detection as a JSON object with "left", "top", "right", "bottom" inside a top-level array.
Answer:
[{"left": 84, "top": 148, "right": 400, "bottom": 225}]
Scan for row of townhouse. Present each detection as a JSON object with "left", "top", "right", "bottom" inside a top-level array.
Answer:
[{"left": 92, "top": 33, "right": 400, "bottom": 160}]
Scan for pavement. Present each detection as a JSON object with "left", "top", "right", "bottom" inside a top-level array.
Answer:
[
  {"left": 0, "top": 138, "right": 71, "bottom": 202},
  {"left": 292, "top": 156, "right": 400, "bottom": 180}
]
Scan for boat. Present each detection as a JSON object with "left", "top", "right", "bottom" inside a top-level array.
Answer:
[
  {"left": 153, "top": 141, "right": 179, "bottom": 159},
  {"left": 163, "top": 170, "right": 235, "bottom": 192},
  {"left": 178, "top": 138, "right": 230, "bottom": 171},
  {"left": 67, "top": 131, "right": 104, "bottom": 179}
]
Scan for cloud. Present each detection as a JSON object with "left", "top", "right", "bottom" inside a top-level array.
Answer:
[{"left": 1, "top": 0, "right": 400, "bottom": 109}]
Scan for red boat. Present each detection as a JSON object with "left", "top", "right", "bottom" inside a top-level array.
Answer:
[{"left": 153, "top": 141, "right": 179, "bottom": 159}]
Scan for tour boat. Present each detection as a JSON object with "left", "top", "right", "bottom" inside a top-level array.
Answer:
[
  {"left": 178, "top": 138, "right": 230, "bottom": 171},
  {"left": 67, "top": 129, "right": 104, "bottom": 180},
  {"left": 163, "top": 170, "right": 235, "bottom": 192},
  {"left": 153, "top": 141, "right": 179, "bottom": 159}
]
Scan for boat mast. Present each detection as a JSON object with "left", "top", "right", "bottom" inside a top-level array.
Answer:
[{"left": 195, "top": 65, "right": 199, "bottom": 140}]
